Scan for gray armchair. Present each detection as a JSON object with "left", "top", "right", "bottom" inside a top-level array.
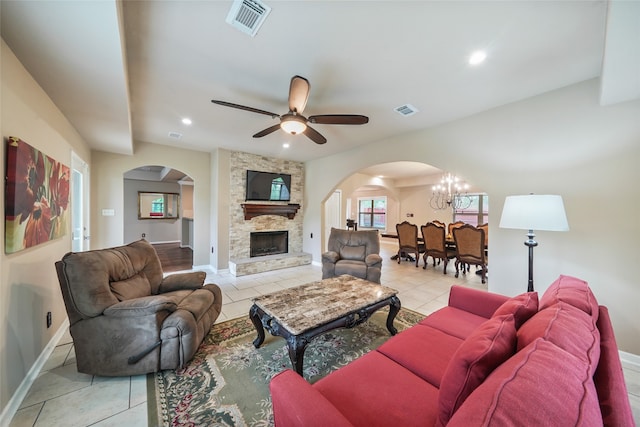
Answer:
[
  {"left": 322, "top": 228, "right": 382, "bottom": 283},
  {"left": 55, "top": 239, "right": 222, "bottom": 376}
]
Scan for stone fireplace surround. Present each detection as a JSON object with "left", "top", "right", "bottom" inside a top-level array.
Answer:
[{"left": 228, "top": 151, "right": 311, "bottom": 276}]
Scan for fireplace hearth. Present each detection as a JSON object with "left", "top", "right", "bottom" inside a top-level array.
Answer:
[{"left": 250, "top": 231, "right": 288, "bottom": 258}]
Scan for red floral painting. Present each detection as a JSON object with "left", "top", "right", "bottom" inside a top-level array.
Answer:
[{"left": 5, "top": 137, "right": 70, "bottom": 253}]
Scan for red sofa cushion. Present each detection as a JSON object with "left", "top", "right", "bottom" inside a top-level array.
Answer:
[
  {"left": 314, "top": 351, "right": 440, "bottom": 427},
  {"left": 540, "top": 275, "right": 599, "bottom": 321},
  {"left": 436, "top": 314, "right": 517, "bottom": 426},
  {"left": 491, "top": 291, "right": 538, "bottom": 329},
  {"left": 518, "top": 301, "right": 601, "bottom": 375},
  {"left": 270, "top": 370, "right": 353, "bottom": 427},
  {"left": 419, "top": 307, "right": 490, "bottom": 340},
  {"left": 447, "top": 338, "right": 603, "bottom": 426},
  {"left": 377, "top": 324, "right": 463, "bottom": 387}
]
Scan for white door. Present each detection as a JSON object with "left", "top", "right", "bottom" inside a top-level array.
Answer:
[
  {"left": 324, "top": 190, "right": 342, "bottom": 250},
  {"left": 71, "top": 152, "right": 90, "bottom": 252}
]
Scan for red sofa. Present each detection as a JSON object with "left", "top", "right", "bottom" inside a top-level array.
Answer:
[{"left": 270, "top": 275, "right": 635, "bottom": 426}]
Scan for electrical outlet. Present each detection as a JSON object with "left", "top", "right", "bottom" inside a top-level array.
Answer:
[{"left": 46, "top": 312, "right": 52, "bottom": 328}]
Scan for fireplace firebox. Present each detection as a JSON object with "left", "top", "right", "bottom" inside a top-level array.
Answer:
[{"left": 250, "top": 231, "right": 288, "bottom": 258}]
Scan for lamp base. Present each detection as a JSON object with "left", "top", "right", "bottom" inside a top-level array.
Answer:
[{"left": 524, "top": 230, "right": 538, "bottom": 292}]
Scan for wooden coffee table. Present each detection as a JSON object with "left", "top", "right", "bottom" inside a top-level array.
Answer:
[{"left": 249, "top": 274, "right": 400, "bottom": 376}]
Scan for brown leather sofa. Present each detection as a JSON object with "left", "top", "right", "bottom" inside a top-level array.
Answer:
[
  {"left": 55, "top": 239, "right": 222, "bottom": 376},
  {"left": 322, "top": 228, "right": 382, "bottom": 283}
]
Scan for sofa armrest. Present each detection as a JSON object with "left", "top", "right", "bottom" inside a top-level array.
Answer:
[
  {"left": 104, "top": 295, "right": 177, "bottom": 317},
  {"left": 594, "top": 306, "right": 635, "bottom": 427},
  {"left": 448, "top": 285, "right": 510, "bottom": 319},
  {"left": 365, "top": 253, "right": 383, "bottom": 267},
  {"left": 270, "top": 370, "right": 353, "bottom": 427},
  {"left": 322, "top": 251, "right": 340, "bottom": 263},
  {"left": 159, "top": 271, "right": 206, "bottom": 293}
]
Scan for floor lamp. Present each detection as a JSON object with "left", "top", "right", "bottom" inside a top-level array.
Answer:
[{"left": 499, "top": 194, "right": 569, "bottom": 292}]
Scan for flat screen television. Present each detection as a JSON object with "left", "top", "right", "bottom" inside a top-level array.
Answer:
[{"left": 245, "top": 170, "right": 292, "bottom": 201}]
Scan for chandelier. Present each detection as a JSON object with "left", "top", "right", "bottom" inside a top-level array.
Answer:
[{"left": 429, "top": 172, "right": 472, "bottom": 210}]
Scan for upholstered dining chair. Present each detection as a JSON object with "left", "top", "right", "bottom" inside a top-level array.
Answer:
[
  {"left": 396, "top": 221, "right": 425, "bottom": 267},
  {"left": 478, "top": 222, "right": 489, "bottom": 259},
  {"left": 447, "top": 221, "right": 466, "bottom": 238},
  {"left": 432, "top": 220, "right": 446, "bottom": 228},
  {"left": 421, "top": 222, "right": 456, "bottom": 274},
  {"left": 452, "top": 224, "right": 487, "bottom": 284}
]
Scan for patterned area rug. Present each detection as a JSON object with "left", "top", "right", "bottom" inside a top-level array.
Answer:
[{"left": 148, "top": 307, "right": 423, "bottom": 427}]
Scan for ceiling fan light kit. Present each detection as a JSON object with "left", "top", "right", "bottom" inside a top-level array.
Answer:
[
  {"left": 280, "top": 114, "right": 307, "bottom": 135},
  {"left": 211, "top": 75, "right": 369, "bottom": 145}
]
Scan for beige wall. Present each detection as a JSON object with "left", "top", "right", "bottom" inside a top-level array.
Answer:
[
  {"left": 304, "top": 79, "right": 640, "bottom": 354},
  {"left": 1, "top": 41, "right": 91, "bottom": 412}
]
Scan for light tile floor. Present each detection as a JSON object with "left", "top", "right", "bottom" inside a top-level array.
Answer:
[{"left": 9, "top": 240, "right": 640, "bottom": 426}]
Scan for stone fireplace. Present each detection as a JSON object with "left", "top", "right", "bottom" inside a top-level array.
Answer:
[
  {"left": 250, "top": 231, "right": 288, "bottom": 257},
  {"left": 227, "top": 150, "right": 311, "bottom": 276}
]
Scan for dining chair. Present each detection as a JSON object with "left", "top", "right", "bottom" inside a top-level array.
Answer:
[
  {"left": 396, "top": 221, "right": 425, "bottom": 267},
  {"left": 447, "top": 221, "right": 466, "bottom": 238},
  {"left": 421, "top": 222, "right": 456, "bottom": 274},
  {"left": 452, "top": 224, "right": 487, "bottom": 284},
  {"left": 478, "top": 222, "right": 489, "bottom": 258},
  {"left": 432, "top": 220, "right": 445, "bottom": 228}
]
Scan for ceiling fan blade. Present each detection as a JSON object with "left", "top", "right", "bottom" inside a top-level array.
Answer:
[
  {"left": 253, "top": 124, "right": 282, "bottom": 138},
  {"left": 211, "top": 100, "right": 279, "bottom": 118},
  {"left": 308, "top": 114, "right": 369, "bottom": 125},
  {"left": 303, "top": 125, "right": 327, "bottom": 144},
  {"left": 288, "top": 75, "right": 310, "bottom": 113}
]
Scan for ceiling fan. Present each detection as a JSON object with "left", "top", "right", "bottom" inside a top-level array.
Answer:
[{"left": 211, "top": 75, "right": 369, "bottom": 145}]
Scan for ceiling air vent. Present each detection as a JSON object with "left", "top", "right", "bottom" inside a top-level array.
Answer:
[
  {"left": 226, "top": 0, "right": 271, "bottom": 37},
  {"left": 394, "top": 104, "right": 419, "bottom": 117}
]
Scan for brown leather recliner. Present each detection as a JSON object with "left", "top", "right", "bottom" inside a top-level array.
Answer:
[
  {"left": 55, "top": 239, "right": 222, "bottom": 376},
  {"left": 322, "top": 228, "right": 382, "bottom": 283}
]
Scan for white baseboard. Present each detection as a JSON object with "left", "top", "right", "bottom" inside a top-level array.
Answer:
[
  {"left": 620, "top": 350, "right": 640, "bottom": 369},
  {"left": 0, "top": 319, "right": 70, "bottom": 427},
  {"left": 149, "top": 240, "right": 181, "bottom": 245},
  {"left": 312, "top": 260, "right": 322, "bottom": 267}
]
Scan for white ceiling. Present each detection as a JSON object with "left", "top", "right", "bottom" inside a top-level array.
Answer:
[{"left": 2, "top": 0, "right": 639, "bottom": 180}]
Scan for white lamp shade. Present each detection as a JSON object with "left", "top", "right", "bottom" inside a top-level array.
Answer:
[{"left": 499, "top": 195, "right": 569, "bottom": 231}]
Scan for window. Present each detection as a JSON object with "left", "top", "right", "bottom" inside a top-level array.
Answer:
[
  {"left": 151, "top": 197, "right": 164, "bottom": 214},
  {"left": 358, "top": 197, "right": 386, "bottom": 229},
  {"left": 454, "top": 194, "right": 488, "bottom": 226},
  {"left": 270, "top": 177, "right": 289, "bottom": 200}
]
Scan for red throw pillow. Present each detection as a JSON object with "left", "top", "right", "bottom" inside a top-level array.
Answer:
[
  {"left": 492, "top": 291, "right": 538, "bottom": 329},
  {"left": 446, "top": 338, "right": 603, "bottom": 426},
  {"left": 540, "top": 275, "right": 599, "bottom": 321},
  {"left": 517, "top": 302, "right": 601, "bottom": 375},
  {"left": 436, "top": 314, "right": 517, "bottom": 426}
]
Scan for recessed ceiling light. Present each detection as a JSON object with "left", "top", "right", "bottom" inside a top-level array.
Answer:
[
  {"left": 282, "top": 143, "right": 290, "bottom": 148},
  {"left": 469, "top": 50, "right": 487, "bottom": 66},
  {"left": 182, "top": 118, "right": 192, "bottom": 125}
]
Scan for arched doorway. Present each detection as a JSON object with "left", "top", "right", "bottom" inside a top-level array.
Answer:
[
  {"left": 123, "top": 165, "right": 194, "bottom": 271},
  {"left": 320, "top": 161, "right": 487, "bottom": 251}
]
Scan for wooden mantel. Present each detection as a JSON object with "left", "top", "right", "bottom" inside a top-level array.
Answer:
[{"left": 241, "top": 203, "right": 301, "bottom": 220}]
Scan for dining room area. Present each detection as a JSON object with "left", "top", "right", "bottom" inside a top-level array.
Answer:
[{"left": 384, "top": 219, "right": 489, "bottom": 284}]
